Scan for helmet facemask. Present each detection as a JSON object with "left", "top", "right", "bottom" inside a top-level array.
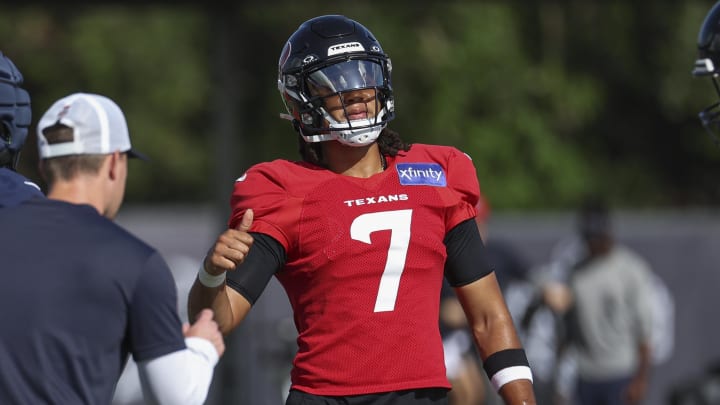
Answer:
[
  {"left": 693, "top": 2, "right": 720, "bottom": 146},
  {"left": 280, "top": 56, "right": 395, "bottom": 146},
  {"left": 698, "top": 74, "right": 720, "bottom": 147}
]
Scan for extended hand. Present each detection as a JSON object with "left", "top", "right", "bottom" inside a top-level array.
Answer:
[{"left": 183, "top": 308, "right": 226, "bottom": 357}]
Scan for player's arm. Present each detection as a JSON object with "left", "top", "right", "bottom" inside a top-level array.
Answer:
[
  {"left": 188, "top": 210, "right": 255, "bottom": 334},
  {"left": 187, "top": 267, "right": 252, "bottom": 336},
  {"left": 444, "top": 219, "right": 536, "bottom": 405},
  {"left": 188, "top": 210, "right": 287, "bottom": 335}
]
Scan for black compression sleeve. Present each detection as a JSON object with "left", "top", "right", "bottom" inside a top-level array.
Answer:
[
  {"left": 225, "top": 232, "right": 286, "bottom": 305},
  {"left": 443, "top": 218, "right": 494, "bottom": 287}
]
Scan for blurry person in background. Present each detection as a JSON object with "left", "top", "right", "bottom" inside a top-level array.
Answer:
[
  {"left": 560, "top": 197, "right": 656, "bottom": 405},
  {"left": 525, "top": 196, "right": 674, "bottom": 405},
  {"left": 693, "top": 0, "right": 720, "bottom": 145},
  {"left": 520, "top": 235, "right": 582, "bottom": 405},
  {"left": 0, "top": 91, "right": 225, "bottom": 404},
  {"left": 189, "top": 14, "right": 536, "bottom": 405}
]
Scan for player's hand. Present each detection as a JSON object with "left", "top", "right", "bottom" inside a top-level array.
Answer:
[
  {"left": 203, "top": 209, "right": 254, "bottom": 276},
  {"left": 183, "top": 308, "right": 226, "bottom": 357}
]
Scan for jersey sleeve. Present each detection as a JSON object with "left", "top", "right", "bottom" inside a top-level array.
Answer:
[
  {"left": 128, "top": 252, "right": 185, "bottom": 362},
  {"left": 226, "top": 232, "right": 286, "bottom": 305},
  {"left": 445, "top": 147, "right": 480, "bottom": 231},
  {"left": 228, "top": 163, "right": 299, "bottom": 252},
  {"left": 444, "top": 218, "right": 494, "bottom": 286}
]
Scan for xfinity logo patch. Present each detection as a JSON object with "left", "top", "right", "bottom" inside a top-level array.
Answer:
[
  {"left": 328, "top": 42, "right": 365, "bottom": 56},
  {"left": 396, "top": 163, "right": 447, "bottom": 187}
]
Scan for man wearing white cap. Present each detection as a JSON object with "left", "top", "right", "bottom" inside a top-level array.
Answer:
[{"left": 0, "top": 92, "right": 226, "bottom": 404}]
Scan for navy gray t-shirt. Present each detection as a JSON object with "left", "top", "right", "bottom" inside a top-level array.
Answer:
[
  {"left": 0, "top": 168, "right": 43, "bottom": 207},
  {"left": 0, "top": 192, "right": 186, "bottom": 404}
]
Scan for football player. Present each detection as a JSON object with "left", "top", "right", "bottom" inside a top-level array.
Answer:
[
  {"left": 693, "top": 0, "right": 720, "bottom": 145},
  {"left": 189, "top": 15, "right": 536, "bottom": 405},
  {"left": 0, "top": 50, "right": 42, "bottom": 206}
]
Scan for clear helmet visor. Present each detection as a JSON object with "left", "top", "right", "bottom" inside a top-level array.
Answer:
[
  {"left": 296, "top": 59, "right": 394, "bottom": 147},
  {"left": 305, "top": 59, "right": 387, "bottom": 146},
  {"left": 306, "top": 59, "right": 385, "bottom": 95}
]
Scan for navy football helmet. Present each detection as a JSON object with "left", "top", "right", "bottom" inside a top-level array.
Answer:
[
  {"left": 277, "top": 15, "right": 395, "bottom": 146},
  {"left": 0, "top": 51, "right": 31, "bottom": 169},
  {"left": 693, "top": 1, "right": 720, "bottom": 145}
]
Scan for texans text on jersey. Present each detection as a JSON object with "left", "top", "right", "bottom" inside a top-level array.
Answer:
[{"left": 343, "top": 194, "right": 409, "bottom": 207}]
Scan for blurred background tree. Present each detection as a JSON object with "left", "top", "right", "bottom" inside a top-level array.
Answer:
[{"left": 1, "top": 1, "right": 717, "bottom": 210}]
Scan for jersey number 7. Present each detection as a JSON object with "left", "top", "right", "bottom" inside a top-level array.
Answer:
[{"left": 350, "top": 209, "right": 413, "bottom": 313}]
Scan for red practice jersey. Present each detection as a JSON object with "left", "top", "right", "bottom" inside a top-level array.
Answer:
[{"left": 228, "top": 143, "right": 480, "bottom": 395}]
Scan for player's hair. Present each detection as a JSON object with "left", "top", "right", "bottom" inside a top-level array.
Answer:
[
  {"left": 577, "top": 195, "right": 612, "bottom": 240},
  {"left": 298, "top": 127, "right": 411, "bottom": 166},
  {"left": 39, "top": 123, "right": 106, "bottom": 184}
]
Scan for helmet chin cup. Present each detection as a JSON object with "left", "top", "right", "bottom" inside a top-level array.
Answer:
[
  {"left": 299, "top": 118, "right": 385, "bottom": 146},
  {"left": 330, "top": 125, "right": 384, "bottom": 146},
  {"left": 300, "top": 107, "right": 387, "bottom": 146}
]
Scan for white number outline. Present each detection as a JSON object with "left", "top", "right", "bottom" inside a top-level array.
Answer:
[{"left": 350, "top": 209, "right": 413, "bottom": 312}]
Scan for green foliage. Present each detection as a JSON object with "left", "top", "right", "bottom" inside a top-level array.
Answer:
[
  {"left": 2, "top": 2, "right": 719, "bottom": 209},
  {"left": 388, "top": 4, "right": 601, "bottom": 209},
  {"left": 3, "top": 6, "right": 211, "bottom": 202}
]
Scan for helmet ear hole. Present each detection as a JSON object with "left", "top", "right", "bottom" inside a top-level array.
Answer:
[{"left": 0, "top": 121, "right": 11, "bottom": 143}]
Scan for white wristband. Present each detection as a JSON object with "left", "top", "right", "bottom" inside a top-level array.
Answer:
[
  {"left": 198, "top": 266, "right": 226, "bottom": 288},
  {"left": 490, "top": 366, "right": 533, "bottom": 391}
]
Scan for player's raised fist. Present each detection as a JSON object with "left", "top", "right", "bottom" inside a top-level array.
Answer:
[{"left": 203, "top": 210, "right": 255, "bottom": 276}]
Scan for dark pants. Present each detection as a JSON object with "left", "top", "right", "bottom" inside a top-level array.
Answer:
[
  {"left": 285, "top": 388, "right": 449, "bottom": 405},
  {"left": 576, "top": 376, "right": 633, "bottom": 405}
]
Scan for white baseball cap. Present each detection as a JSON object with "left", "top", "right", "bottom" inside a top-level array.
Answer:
[{"left": 37, "top": 92, "right": 147, "bottom": 160}]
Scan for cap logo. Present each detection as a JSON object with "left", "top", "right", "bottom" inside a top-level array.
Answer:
[
  {"left": 279, "top": 41, "right": 291, "bottom": 69},
  {"left": 328, "top": 42, "right": 364, "bottom": 56}
]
